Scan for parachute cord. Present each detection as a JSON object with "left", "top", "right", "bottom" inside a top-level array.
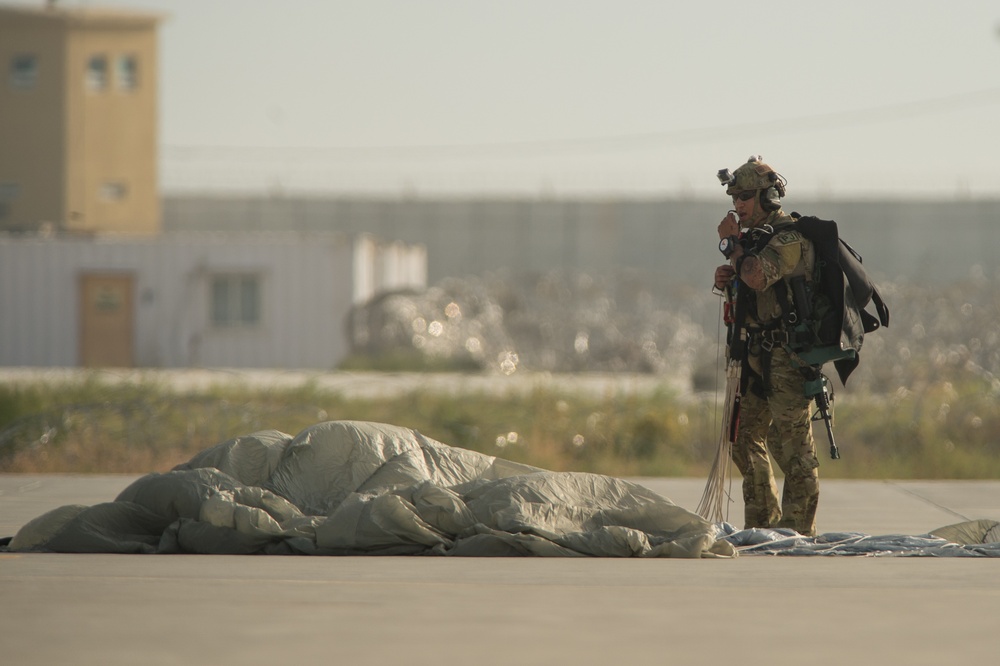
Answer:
[
  {"left": 713, "top": 296, "right": 722, "bottom": 445},
  {"left": 697, "top": 294, "right": 735, "bottom": 524},
  {"left": 718, "top": 296, "right": 734, "bottom": 525}
]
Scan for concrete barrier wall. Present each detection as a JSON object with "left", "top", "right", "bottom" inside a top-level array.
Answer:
[{"left": 164, "top": 196, "right": 1000, "bottom": 287}]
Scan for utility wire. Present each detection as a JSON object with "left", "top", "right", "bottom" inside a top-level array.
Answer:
[{"left": 163, "top": 86, "right": 1000, "bottom": 161}]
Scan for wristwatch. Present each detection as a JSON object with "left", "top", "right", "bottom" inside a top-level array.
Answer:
[{"left": 719, "top": 235, "right": 738, "bottom": 259}]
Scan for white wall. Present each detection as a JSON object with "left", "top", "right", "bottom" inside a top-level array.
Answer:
[
  {"left": 0, "top": 231, "right": 426, "bottom": 369},
  {"left": 353, "top": 234, "right": 427, "bottom": 304}
]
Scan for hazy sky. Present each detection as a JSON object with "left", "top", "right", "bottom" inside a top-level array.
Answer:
[{"left": 22, "top": 1, "right": 1000, "bottom": 197}]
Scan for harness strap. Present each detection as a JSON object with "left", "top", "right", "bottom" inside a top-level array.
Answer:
[
  {"left": 743, "top": 325, "right": 780, "bottom": 397},
  {"left": 751, "top": 326, "right": 816, "bottom": 351}
]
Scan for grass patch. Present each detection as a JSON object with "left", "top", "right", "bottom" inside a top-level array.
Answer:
[{"left": 1, "top": 374, "right": 998, "bottom": 479}]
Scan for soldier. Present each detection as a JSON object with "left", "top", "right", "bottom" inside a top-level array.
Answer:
[{"left": 713, "top": 156, "right": 820, "bottom": 536}]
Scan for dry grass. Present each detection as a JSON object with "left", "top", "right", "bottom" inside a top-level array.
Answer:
[{"left": 2, "top": 373, "right": 999, "bottom": 479}]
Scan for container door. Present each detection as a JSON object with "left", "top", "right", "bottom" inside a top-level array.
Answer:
[{"left": 79, "top": 272, "right": 135, "bottom": 367}]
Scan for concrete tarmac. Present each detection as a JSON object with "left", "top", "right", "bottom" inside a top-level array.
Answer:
[{"left": 2, "top": 474, "right": 999, "bottom": 665}]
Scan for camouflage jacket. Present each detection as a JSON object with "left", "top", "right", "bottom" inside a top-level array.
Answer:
[{"left": 741, "top": 210, "right": 815, "bottom": 328}]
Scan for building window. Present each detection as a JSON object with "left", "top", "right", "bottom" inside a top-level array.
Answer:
[
  {"left": 116, "top": 54, "right": 138, "bottom": 91},
  {"left": 10, "top": 54, "right": 38, "bottom": 89},
  {"left": 0, "top": 182, "right": 20, "bottom": 200},
  {"left": 211, "top": 275, "right": 261, "bottom": 328},
  {"left": 86, "top": 55, "right": 107, "bottom": 91},
  {"left": 99, "top": 181, "right": 128, "bottom": 201},
  {"left": 0, "top": 182, "right": 17, "bottom": 221}
]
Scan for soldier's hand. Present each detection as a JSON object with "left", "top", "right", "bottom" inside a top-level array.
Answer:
[
  {"left": 717, "top": 211, "right": 740, "bottom": 239},
  {"left": 715, "top": 264, "right": 735, "bottom": 290}
]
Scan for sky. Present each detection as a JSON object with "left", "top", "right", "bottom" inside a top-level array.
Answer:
[{"left": 17, "top": 0, "right": 1000, "bottom": 198}]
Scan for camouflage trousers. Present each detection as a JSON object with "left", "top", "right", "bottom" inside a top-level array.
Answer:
[{"left": 730, "top": 347, "right": 820, "bottom": 536}]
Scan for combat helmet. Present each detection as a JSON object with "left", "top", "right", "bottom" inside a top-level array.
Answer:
[{"left": 717, "top": 155, "right": 787, "bottom": 210}]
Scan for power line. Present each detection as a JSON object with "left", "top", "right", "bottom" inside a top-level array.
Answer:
[{"left": 163, "top": 86, "right": 1000, "bottom": 161}]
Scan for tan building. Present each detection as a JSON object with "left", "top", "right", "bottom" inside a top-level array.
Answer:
[{"left": 0, "top": 3, "right": 161, "bottom": 235}]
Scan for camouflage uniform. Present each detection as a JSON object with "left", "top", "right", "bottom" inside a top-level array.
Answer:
[
  {"left": 735, "top": 348, "right": 819, "bottom": 536},
  {"left": 721, "top": 159, "right": 820, "bottom": 537}
]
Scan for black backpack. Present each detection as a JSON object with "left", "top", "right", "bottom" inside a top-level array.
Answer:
[{"left": 775, "top": 214, "right": 890, "bottom": 384}]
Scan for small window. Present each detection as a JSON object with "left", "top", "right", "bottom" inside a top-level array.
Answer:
[
  {"left": 10, "top": 54, "right": 38, "bottom": 89},
  {"left": 211, "top": 275, "right": 261, "bottom": 328},
  {"left": 99, "top": 181, "right": 128, "bottom": 201},
  {"left": 0, "top": 182, "right": 20, "bottom": 200},
  {"left": 0, "top": 183, "right": 15, "bottom": 221},
  {"left": 86, "top": 55, "right": 107, "bottom": 91},
  {"left": 116, "top": 54, "right": 138, "bottom": 91}
]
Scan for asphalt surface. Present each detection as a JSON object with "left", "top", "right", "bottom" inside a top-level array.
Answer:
[{"left": 2, "top": 474, "right": 999, "bottom": 666}]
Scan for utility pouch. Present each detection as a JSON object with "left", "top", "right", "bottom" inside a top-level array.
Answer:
[{"left": 790, "top": 275, "right": 813, "bottom": 324}]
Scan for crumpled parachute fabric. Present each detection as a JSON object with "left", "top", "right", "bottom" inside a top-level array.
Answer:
[
  {"left": 8, "top": 421, "right": 734, "bottom": 558},
  {"left": 715, "top": 520, "right": 1000, "bottom": 557},
  {"left": 8, "top": 420, "right": 999, "bottom": 558}
]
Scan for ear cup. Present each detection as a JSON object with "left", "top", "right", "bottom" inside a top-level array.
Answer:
[{"left": 760, "top": 187, "right": 781, "bottom": 211}]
